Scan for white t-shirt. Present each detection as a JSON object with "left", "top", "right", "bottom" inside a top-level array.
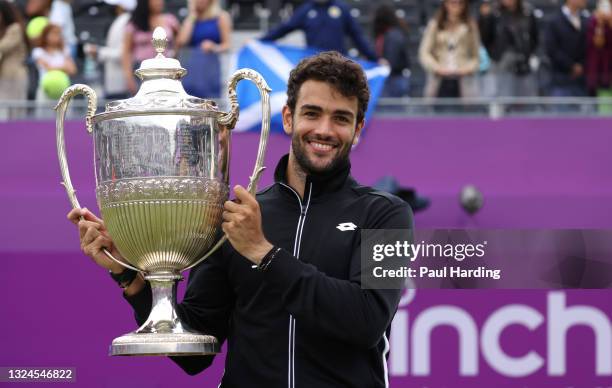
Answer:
[{"left": 32, "top": 47, "right": 71, "bottom": 80}]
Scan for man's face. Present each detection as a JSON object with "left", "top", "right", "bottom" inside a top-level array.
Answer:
[{"left": 283, "top": 80, "right": 364, "bottom": 175}]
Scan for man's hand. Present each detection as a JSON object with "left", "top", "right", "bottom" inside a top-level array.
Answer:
[
  {"left": 67, "top": 208, "right": 145, "bottom": 295},
  {"left": 67, "top": 208, "right": 126, "bottom": 274},
  {"left": 222, "top": 185, "right": 273, "bottom": 264}
]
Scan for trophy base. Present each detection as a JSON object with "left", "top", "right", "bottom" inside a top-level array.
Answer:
[{"left": 110, "top": 332, "right": 219, "bottom": 356}]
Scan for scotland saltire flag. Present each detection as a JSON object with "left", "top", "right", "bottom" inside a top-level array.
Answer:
[{"left": 232, "top": 40, "right": 389, "bottom": 133}]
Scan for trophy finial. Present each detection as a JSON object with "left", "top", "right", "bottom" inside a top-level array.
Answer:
[{"left": 152, "top": 27, "right": 167, "bottom": 56}]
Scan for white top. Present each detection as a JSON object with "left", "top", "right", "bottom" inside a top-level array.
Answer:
[
  {"left": 32, "top": 46, "right": 71, "bottom": 80},
  {"left": 97, "top": 13, "right": 131, "bottom": 95},
  {"left": 49, "top": 0, "right": 77, "bottom": 47}
]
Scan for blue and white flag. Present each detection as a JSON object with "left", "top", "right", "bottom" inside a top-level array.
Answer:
[{"left": 232, "top": 40, "right": 389, "bottom": 133}]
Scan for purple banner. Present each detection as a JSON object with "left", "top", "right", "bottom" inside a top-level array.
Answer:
[{"left": 1, "top": 118, "right": 611, "bottom": 387}]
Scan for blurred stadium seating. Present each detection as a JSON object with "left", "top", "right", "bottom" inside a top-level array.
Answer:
[{"left": 2, "top": 0, "right": 608, "bottom": 119}]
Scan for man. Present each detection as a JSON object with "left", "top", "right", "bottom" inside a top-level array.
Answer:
[
  {"left": 259, "top": 0, "right": 378, "bottom": 62},
  {"left": 545, "top": 0, "right": 589, "bottom": 97},
  {"left": 68, "top": 51, "right": 413, "bottom": 387}
]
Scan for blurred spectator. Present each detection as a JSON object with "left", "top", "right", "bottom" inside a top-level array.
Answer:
[
  {"left": 259, "top": 0, "right": 377, "bottom": 61},
  {"left": 586, "top": 0, "right": 612, "bottom": 97},
  {"left": 373, "top": 4, "right": 411, "bottom": 97},
  {"left": 49, "top": 0, "right": 76, "bottom": 55},
  {"left": 122, "top": 0, "right": 179, "bottom": 94},
  {"left": 419, "top": 0, "right": 480, "bottom": 98},
  {"left": 478, "top": 0, "right": 539, "bottom": 97},
  {"left": 84, "top": 0, "right": 136, "bottom": 100},
  {"left": 545, "top": 0, "right": 588, "bottom": 97},
  {"left": 0, "top": 0, "right": 29, "bottom": 117},
  {"left": 32, "top": 23, "right": 76, "bottom": 109},
  {"left": 176, "top": 0, "right": 231, "bottom": 98}
]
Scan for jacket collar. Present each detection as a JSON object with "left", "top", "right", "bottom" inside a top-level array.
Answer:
[{"left": 273, "top": 154, "right": 351, "bottom": 200}]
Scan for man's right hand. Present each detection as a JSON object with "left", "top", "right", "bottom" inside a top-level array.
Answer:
[
  {"left": 67, "top": 208, "right": 126, "bottom": 274},
  {"left": 67, "top": 208, "right": 145, "bottom": 295}
]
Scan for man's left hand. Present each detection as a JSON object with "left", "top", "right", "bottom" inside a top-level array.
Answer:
[{"left": 223, "top": 185, "right": 273, "bottom": 265}]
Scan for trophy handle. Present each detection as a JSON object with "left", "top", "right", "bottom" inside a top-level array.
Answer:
[
  {"left": 219, "top": 68, "right": 272, "bottom": 194},
  {"left": 184, "top": 69, "right": 272, "bottom": 271},
  {"left": 55, "top": 84, "right": 142, "bottom": 273}
]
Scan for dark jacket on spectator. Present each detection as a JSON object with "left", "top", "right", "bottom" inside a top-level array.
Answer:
[
  {"left": 377, "top": 27, "right": 410, "bottom": 76},
  {"left": 479, "top": 3, "right": 538, "bottom": 72},
  {"left": 545, "top": 8, "right": 588, "bottom": 88}
]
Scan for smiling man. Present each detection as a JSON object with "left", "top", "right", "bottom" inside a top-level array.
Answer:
[{"left": 69, "top": 51, "right": 413, "bottom": 387}]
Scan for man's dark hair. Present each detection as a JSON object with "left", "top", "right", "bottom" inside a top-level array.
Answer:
[{"left": 286, "top": 51, "right": 370, "bottom": 125}]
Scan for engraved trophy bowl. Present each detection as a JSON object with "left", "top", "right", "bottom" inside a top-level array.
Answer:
[{"left": 55, "top": 27, "right": 271, "bottom": 356}]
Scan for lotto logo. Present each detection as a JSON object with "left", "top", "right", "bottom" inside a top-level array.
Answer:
[{"left": 337, "top": 222, "right": 358, "bottom": 231}]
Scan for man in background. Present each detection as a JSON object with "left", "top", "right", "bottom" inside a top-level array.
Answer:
[
  {"left": 259, "top": 0, "right": 378, "bottom": 61},
  {"left": 545, "top": 0, "right": 589, "bottom": 97}
]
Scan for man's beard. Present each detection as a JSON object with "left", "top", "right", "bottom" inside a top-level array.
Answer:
[{"left": 291, "top": 133, "right": 353, "bottom": 176}]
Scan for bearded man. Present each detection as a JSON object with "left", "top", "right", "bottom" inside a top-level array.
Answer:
[{"left": 69, "top": 51, "right": 413, "bottom": 387}]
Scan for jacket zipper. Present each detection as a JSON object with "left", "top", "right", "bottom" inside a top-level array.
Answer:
[{"left": 279, "top": 182, "right": 312, "bottom": 388}]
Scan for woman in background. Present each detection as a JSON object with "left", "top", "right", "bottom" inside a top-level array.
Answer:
[
  {"left": 0, "top": 0, "right": 28, "bottom": 118},
  {"left": 372, "top": 4, "right": 411, "bottom": 97},
  {"left": 122, "top": 0, "right": 179, "bottom": 94},
  {"left": 418, "top": 0, "right": 480, "bottom": 99},
  {"left": 176, "top": 0, "right": 231, "bottom": 98}
]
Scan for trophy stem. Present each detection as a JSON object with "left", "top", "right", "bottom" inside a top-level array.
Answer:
[
  {"left": 137, "top": 273, "right": 183, "bottom": 334},
  {"left": 110, "top": 272, "right": 219, "bottom": 356}
]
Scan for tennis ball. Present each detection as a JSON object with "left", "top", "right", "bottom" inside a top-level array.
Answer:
[
  {"left": 26, "top": 16, "right": 48, "bottom": 40},
  {"left": 41, "top": 70, "right": 70, "bottom": 100}
]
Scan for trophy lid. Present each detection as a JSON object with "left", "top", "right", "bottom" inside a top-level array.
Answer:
[
  {"left": 134, "top": 27, "right": 186, "bottom": 81},
  {"left": 93, "top": 27, "right": 220, "bottom": 122}
]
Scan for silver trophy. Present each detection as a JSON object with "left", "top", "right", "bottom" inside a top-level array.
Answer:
[{"left": 55, "top": 27, "right": 271, "bottom": 356}]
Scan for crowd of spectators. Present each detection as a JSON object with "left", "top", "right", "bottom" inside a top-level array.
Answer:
[{"left": 1, "top": 0, "right": 611, "bottom": 117}]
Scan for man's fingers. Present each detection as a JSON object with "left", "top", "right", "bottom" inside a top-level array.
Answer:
[
  {"left": 224, "top": 200, "right": 241, "bottom": 213},
  {"left": 223, "top": 210, "right": 246, "bottom": 223},
  {"left": 233, "top": 185, "right": 257, "bottom": 206},
  {"left": 222, "top": 211, "right": 231, "bottom": 222},
  {"left": 67, "top": 208, "right": 83, "bottom": 224},
  {"left": 78, "top": 220, "right": 101, "bottom": 239},
  {"left": 68, "top": 208, "right": 105, "bottom": 227},
  {"left": 81, "top": 208, "right": 105, "bottom": 225},
  {"left": 221, "top": 221, "right": 231, "bottom": 235},
  {"left": 82, "top": 225, "right": 101, "bottom": 247},
  {"left": 86, "top": 235, "right": 112, "bottom": 266}
]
